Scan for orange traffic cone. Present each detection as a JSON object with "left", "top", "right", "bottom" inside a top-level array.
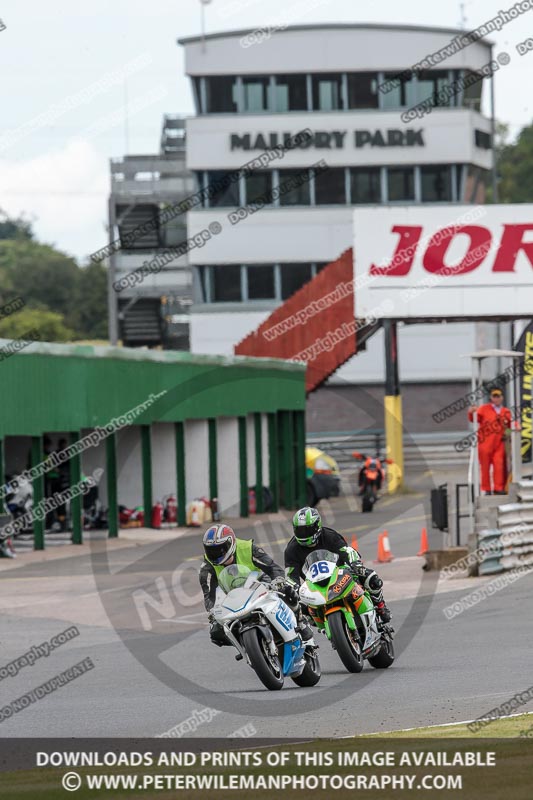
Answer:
[
  {"left": 351, "top": 534, "right": 359, "bottom": 551},
  {"left": 376, "top": 531, "right": 394, "bottom": 563},
  {"left": 417, "top": 527, "right": 429, "bottom": 556},
  {"left": 381, "top": 531, "right": 394, "bottom": 562}
]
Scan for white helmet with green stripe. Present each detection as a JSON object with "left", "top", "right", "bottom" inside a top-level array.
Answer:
[{"left": 292, "top": 506, "right": 322, "bottom": 547}]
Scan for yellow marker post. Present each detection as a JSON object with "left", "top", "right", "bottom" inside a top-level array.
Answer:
[
  {"left": 384, "top": 395, "right": 404, "bottom": 492},
  {"left": 383, "top": 321, "right": 404, "bottom": 492}
]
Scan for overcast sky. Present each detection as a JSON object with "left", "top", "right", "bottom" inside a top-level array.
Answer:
[{"left": 0, "top": 0, "right": 531, "bottom": 262}]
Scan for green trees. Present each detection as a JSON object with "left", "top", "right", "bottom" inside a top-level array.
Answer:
[
  {"left": 0, "top": 210, "right": 108, "bottom": 342},
  {"left": 0, "top": 308, "right": 75, "bottom": 342},
  {"left": 496, "top": 122, "right": 533, "bottom": 203}
]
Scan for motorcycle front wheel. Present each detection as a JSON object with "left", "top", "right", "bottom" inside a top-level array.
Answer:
[
  {"left": 242, "top": 628, "right": 284, "bottom": 691},
  {"left": 291, "top": 648, "right": 321, "bottom": 687},
  {"left": 328, "top": 611, "right": 364, "bottom": 673},
  {"left": 362, "top": 485, "right": 375, "bottom": 512}
]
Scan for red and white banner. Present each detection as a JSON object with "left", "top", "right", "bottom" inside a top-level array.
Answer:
[{"left": 354, "top": 205, "right": 533, "bottom": 320}]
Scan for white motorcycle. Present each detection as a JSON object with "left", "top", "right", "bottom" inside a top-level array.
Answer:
[{"left": 213, "top": 564, "right": 321, "bottom": 691}]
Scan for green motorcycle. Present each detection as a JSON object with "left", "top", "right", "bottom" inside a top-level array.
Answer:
[{"left": 299, "top": 549, "right": 394, "bottom": 673}]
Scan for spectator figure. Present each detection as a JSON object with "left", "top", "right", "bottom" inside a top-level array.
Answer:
[{"left": 468, "top": 388, "right": 512, "bottom": 495}]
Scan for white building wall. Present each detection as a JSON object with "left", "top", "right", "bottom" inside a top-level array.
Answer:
[
  {"left": 191, "top": 310, "right": 476, "bottom": 382},
  {"left": 331, "top": 322, "right": 476, "bottom": 384},
  {"left": 190, "top": 310, "right": 271, "bottom": 354},
  {"left": 116, "top": 427, "right": 143, "bottom": 509},
  {"left": 246, "top": 415, "right": 255, "bottom": 487},
  {"left": 151, "top": 423, "right": 177, "bottom": 502},
  {"left": 114, "top": 252, "right": 192, "bottom": 298},
  {"left": 188, "top": 208, "right": 353, "bottom": 265},
  {"left": 184, "top": 419, "right": 209, "bottom": 501},
  {"left": 262, "top": 414, "right": 269, "bottom": 489},
  {"left": 186, "top": 110, "right": 491, "bottom": 171},
  {"left": 182, "top": 26, "right": 492, "bottom": 78},
  {"left": 216, "top": 418, "right": 240, "bottom": 516}
]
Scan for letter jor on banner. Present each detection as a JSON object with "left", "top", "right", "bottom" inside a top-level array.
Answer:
[{"left": 353, "top": 205, "right": 533, "bottom": 321}]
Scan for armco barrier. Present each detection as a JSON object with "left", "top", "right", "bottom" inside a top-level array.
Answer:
[{"left": 477, "top": 520, "right": 533, "bottom": 575}]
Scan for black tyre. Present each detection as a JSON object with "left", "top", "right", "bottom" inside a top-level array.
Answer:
[
  {"left": 368, "top": 635, "right": 395, "bottom": 669},
  {"left": 291, "top": 648, "right": 321, "bottom": 687},
  {"left": 242, "top": 628, "right": 284, "bottom": 691},
  {"left": 328, "top": 611, "right": 364, "bottom": 673},
  {"left": 362, "top": 486, "right": 374, "bottom": 512}
]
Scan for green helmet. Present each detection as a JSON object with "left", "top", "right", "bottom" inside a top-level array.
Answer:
[{"left": 292, "top": 506, "right": 322, "bottom": 547}]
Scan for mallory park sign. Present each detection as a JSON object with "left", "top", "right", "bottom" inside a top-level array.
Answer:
[{"left": 230, "top": 129, "right": 425, "bottom": 151}]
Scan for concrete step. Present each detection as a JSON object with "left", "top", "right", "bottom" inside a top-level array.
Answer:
[
  {"left": 476, "top": 494, "right": 510, "bottom": 509},
  {"left": 517, "top": 481, "right": 533, "bottom": 502}
]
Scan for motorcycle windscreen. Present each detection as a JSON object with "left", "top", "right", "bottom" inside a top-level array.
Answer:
[
  {"left": 302, "top": 549, "right": 339, "bottom": 584},
  {"left": 302, "top": 549, "right": 338, "bottom": 572},
  {"left": 218, "top": 564, "right": 258, "bottom": 593}
]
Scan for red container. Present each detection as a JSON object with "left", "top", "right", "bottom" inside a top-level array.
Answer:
[
  {"left": 165, "top": 495, "right": 177, "bottom": 524},
  {"left": 151, "top": 501, "right": 163, "bottom": 529}
]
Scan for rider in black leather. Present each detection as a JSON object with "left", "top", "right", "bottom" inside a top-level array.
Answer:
[{"left": 284, "top": 507, "right": 392, "bottom": 623}]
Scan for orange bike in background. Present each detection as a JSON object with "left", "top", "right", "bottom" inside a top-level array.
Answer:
[{"left": 352, "top": 452, "right": 391, "bottom": 512}]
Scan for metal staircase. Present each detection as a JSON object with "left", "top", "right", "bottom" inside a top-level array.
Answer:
[
  {"left": 119, "top": 298, "right": 162, "bottom": 347},
  {"left": 116, "top": 203, "right": 160, "bottom": 249},
  {"left": 235, "top": 248, "right": 380, "bottom": 393}
]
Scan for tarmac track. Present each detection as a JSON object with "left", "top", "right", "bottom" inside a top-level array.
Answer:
[{"left": 0, "top": 478, "right": 532, "bottom": 738}]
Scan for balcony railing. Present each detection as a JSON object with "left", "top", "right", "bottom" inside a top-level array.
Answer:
[{"left": 110, "top": 154, "right": 195, "bottom": 197}]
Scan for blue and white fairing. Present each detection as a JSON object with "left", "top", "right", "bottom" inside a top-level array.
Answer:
[{"left": 214, "top": 575, "right": 306, "bottom": 677}]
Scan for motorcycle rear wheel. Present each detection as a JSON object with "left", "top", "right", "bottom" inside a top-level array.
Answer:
[
  {"left": 291, "top": 648, "right": 321, "bottom": 687},
  {"left": 242, "top": 628, "right": 284, "bottom": 690},
  {"left": 328, "top": 611, "right": 364, "bottom": 673}
]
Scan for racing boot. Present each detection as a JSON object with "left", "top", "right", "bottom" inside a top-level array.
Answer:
[
  {"left": 362, "top": 569, "right": 392, "bottom": 623},
  {"left": 208, "top": 617, "right": 231, "bottom": 647},
  {"left": 297, "top": 618, "right": 314, "bottom": 642},
  {"left": 375, "top": 601, "right": 392, "bottom": 623}
]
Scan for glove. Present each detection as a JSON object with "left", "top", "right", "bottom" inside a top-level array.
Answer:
[
  {"left": 350, "top": 563, "right": 366, "bottom": 578},
  {"left": 285, "top": 585, "right": 299, "bottom": 606},
  {"left": 270, "top": 577, "right": 299, "bottom": 606}
]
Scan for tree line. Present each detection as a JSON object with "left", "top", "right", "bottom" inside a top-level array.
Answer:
[{"left": 0, "top": 210, "right": 107, "bottom": 342}]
